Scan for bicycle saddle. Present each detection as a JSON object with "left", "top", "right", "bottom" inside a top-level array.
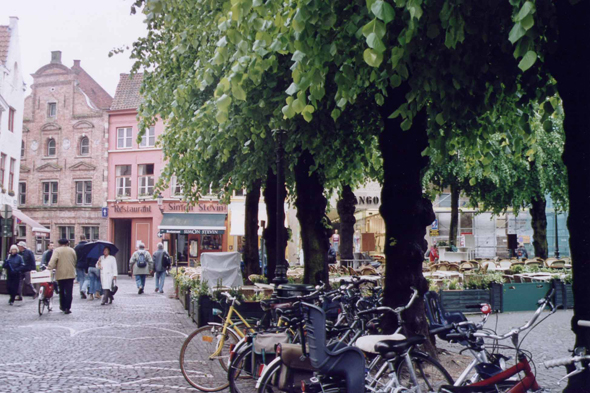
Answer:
[
  {"left": 374, "top": 335, "right": 426, "bottom": 358},
  {"left": 355, "top": 333, "right": 406, "bottom": 354},
  {"left": 439, "top": 385, "right": 505, "bottom": 393}
]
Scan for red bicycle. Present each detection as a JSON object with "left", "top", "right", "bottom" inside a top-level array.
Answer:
[{"left": 436, "top": 289, "right": 556, "bottom": 392}]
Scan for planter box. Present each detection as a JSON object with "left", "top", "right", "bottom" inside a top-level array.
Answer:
[
  {"left": 178, "top": 287, "right": 191, "bottom": 311},
  {"left": 193, "top": 295, "right": 266, "bottom": 327},
  {"left": 502, "top": 282, "right": 552, "bottom": 312},
  {"left": 440, "top": 289, "right": 491, "bottom": 313},
  {"left": 566, "top": 284, "right": 574, "bottom": 309}
]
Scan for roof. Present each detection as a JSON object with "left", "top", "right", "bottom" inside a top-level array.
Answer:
[
  {"left": 110, "top": 73, "right": 144, "bottom": 111},
  {"left": 0, "top": 26, "right": 11, "bottom": 65},
  {"left": 72, "top": 62, "right": 113, "bottom": 110}
]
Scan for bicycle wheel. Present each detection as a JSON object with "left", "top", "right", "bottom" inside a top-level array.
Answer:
[
  {"left": 396, "top": 351, "right": 453, "bottom": 393},
  {"left": 256, "top": 359, "right": 283, "bottom": 393},
  {"left": 38, "top": 286, "right": 45, "bottom": 316},
  {"left": 180, "top": 325, "right": 240, "bottom": 392},
  {"left": 229, "top": 346, "right": 258, "bottom": 393}
]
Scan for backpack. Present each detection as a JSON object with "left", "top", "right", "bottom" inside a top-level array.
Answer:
[{"left": 137, "top": 252, "right": 147, "bottom": 268}]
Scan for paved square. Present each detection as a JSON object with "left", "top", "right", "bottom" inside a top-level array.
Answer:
[{"left": 0, "top": 276, "right": 197, "bottom": 392}]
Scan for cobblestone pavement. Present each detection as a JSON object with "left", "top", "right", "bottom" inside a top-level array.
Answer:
[
  {"left": 0, "top": 276, "right": 198, "bottom": 393},
  {"left": 438, "top": 309, "right": 575, "bottom": 391}
]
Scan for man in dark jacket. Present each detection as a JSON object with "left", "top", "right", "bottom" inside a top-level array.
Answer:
[
  {"left": 74, "top": 235, "right": 88, "bottom": 299},
  {"left": 17, "top": 241, "right": 37, "bottom": 300},
  {"left": 152, "top": 243, "right": 170, "bottom": 293}
]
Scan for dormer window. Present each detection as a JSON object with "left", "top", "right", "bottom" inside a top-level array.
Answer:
[{"left": 47, "top": 102, "right": 57, "bottom": 118}]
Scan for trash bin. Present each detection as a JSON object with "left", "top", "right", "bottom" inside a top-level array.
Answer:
[{"left": 276, "top": 284, "right": 315, "bottom": 298}]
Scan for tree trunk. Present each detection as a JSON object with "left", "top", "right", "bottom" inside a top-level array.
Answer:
[
  {"left": 263, "top": 167, "right": 287, "bottom": 283},
  {"left": 449, "top": 184, "right": 460, "bottom": 247},
  {"left": 530, "top": 196, "right": 548, "bottom": 260},
  {"left": 378, "top": 87, "right": 435, "bottom": 351},
  {"left": 295, "top": 150, "right": 330, "bottom": 285},
  {"left": 243, "top": 179, "right": 262, "bottom": 280},
  {"left": 548, "top": 1, "right": 590, "bottom": 390},
  {"left": 337, "top": 185, "right": 357, "bottom": 261}
]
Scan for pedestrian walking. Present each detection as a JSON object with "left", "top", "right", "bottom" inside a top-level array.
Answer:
[
  {"left": 130, "top": 242, "right": 153, "bottom": 294},
  {"left": 3, "top": 245, "right": 25, "bottom": 305},
  {"left": 97, "top": 246, "right": 117, "bottom": 305},
  {"left": 428, "top": 243, "right": 439, "bottom": 263},
  {"left": 86, "top": 256, "right": 103, "bottom": 301},
  {"left": 516, "top": 243, "right": 529, "bottom": 259},
  {"left": 152, "top": 243, "right": 170, "bottom": 293},
  {"left": 47, "top": 238, "right": 77, "bottom": 314},
  {"left": 74, "top": 235, "right": 89, "bottom": 299},
  {"left": 17, "top": 241, "right": 37, "bottom": 300},
  {"left": 41, "top": 242, "right": 54, "bottom": 267}
]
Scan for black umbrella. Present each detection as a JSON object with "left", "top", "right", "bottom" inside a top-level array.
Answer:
[{"left": 77, "top": 241, "right": 119, "bottom": 260}]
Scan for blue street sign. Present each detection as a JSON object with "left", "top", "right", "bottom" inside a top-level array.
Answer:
[
  {"left": 101, "top": 207, "right": 108, "bottom": 218},
  {"left": 431, "top": 219, "right": 438, "bottom": 230}
]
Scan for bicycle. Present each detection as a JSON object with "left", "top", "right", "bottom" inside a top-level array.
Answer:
[
  {"left": 544, "top": 319, "right": 590, "bottom": 386},
  {"left": 436, "top": 289, "right": 557, "bottom": 392},
  {"left": 180, "top": 292, "right": 257, "bottom": 392},
  {"left": 34, "top": 269, "right": 56, "bottom": 316}
]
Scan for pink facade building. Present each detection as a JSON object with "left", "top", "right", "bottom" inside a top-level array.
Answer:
[{"left": 107, "top": 74, "right": 228, "bottom": 273}]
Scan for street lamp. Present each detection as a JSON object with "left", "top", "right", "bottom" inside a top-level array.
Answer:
[
  {"left": 555, "top": 209, "right": 560, "bottom": 258},
  {"left": 272, "top": 130, "right": 288, "bottom": 285},
  {"left": 157, "top": 192, "right": 164, "bottom": 213}
]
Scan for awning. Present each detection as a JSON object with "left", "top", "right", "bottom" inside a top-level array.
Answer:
[
  {"left": 13, "top": 209, "right": 50, "bottom": 234},
  {"left": 158, "top": 213, "right": 226, "bottom": 235}
]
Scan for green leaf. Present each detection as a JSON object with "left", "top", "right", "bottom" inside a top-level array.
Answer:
[
  {"left": 435, "top": 113, "right": 445, "bottom": 125},
  {"left": 286, "top": 82, "right": 299, "bottom": 95},
  {"left": 375, "top": 93, "right": 384, "bottom": 106},
  {"left": 302, "top": 105, "right": 315, "bottom": 122},
  {"left": 469, "top": 178, "right": 477, "bottom": 186},
  {"left": 292, "top": 50, "right": 306, "bottom": 62},
  {"left": 216, "top": 110, "right": 228, "bottom": 124},
  {"left": 400, "top": 118, "right": 412, "bottom": 131},
  {"left": 390, "top": 74, "right": 402, "bottom": 87},
  {"left": 363, "top": 48, "right": 384, "bottom": 67},
  {"left": 362, "top": 19, "right": 386, "bottom": 39},
  {"left": 366, "top": 33, "right": 386, "bottom": 53},
  {"left": 331, "top": 108, "right": 341, "bottom": 121},
  {"left": 390, "top": 47, "right": 404, "bottom": 69},
  {"left": 292, "top": 98, "right": 305, "bottom": 113},
  {"left": 516, "top": 1, "right": 535, "bottom": 22},
  {"left": 518, "top": 50, "right": 537, "bottom": 71},
  {"left": 371, "top": 1, "right": 396, "bottom": 24},
  {"left": 508, "top": 23, "right": 526, "bottom": 44},
  {"left": 231, "top": 84, "right": 247, "bottom": 101},
  {"left": 521, "top": 14, "right": 534, "bottom": 30},
  {"left": 407, "top": 0, "right": 423, "bottom": 20},
  {"left": 543, "top": 119, "right": 553, "bottom": 132},
  {"left": 216, "top": 94, "right": 232, "bottom": 111}
]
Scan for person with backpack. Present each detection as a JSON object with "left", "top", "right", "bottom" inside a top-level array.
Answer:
[
  {"left": 129, "top": 242, "right": 153, "bottom": 294},
  {"left": 3, "top": 245, "right": 25, "bottom": 305},
  {"left": 152, "top": 243, "right": 171, "bottom": 293}
]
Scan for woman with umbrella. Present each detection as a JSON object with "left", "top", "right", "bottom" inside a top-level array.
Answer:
[
  {"left": 78, "top": 241, "right": 119, "bottom": 305},
  {"left": 97, "top": 246, "right": 117, "bottom": 305}
]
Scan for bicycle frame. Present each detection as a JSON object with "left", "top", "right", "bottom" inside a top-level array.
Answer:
[
  {"left": 469, "top": 353, "right": 539, "bottom": 393},
  {"left": 209, "top": 303, "right": 254, "bottom": 359}
]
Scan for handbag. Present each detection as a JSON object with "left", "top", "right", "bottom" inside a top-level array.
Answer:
[{"left": 111, "top": 279, "right": 118, "bottom": 294}]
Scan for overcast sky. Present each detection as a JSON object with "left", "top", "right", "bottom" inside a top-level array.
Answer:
[{"left": 2, "top": 0, "right": 147, "bottom": 97}]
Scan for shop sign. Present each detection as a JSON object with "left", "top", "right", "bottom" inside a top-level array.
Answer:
[
  {"left": 166, "top": 203, "right": 228, "bottom": 214},
  {"left": 429, "top": 229, "right": 439, "bottom": 237},
  {"left": 431, "top": 219, "right": 439, "bottom": 230},
  {"left": 113, "top": 205, "right": 152, "bottom": 213},
  {"left": 159, "top": 229, "right": 224, "bottom": 235},
  {"left": 355, "top": 196, "right": 380, "bottom": 205}
]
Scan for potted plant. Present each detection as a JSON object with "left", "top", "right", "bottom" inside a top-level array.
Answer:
[{"left": 8, "top": 190, "right": 15, "bottom": 196}]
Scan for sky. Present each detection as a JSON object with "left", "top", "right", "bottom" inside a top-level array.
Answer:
[{"left": 1, "top": 0, "right": 147, "bottom": 97}]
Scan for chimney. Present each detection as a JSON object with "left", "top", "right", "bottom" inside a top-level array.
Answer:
[
  {"left": 73, "top": 60, "right": 81, "bottom": 68},
  {"left": 51, "top": 51, "right": 62, "bottom": 64},
  {"left": 9, "top": 16, "right": 18, "bottom": 30}
]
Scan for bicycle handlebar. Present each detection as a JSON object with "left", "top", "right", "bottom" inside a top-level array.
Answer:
[{"left": 544, "top": 357, "right": 585, "bottom": 369}]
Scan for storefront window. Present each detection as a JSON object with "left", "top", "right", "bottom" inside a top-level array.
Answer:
[
  {"left": 202, "top": 234, "right": 222, "bottom": 251},
  {"left": 177, "top": 234, "right": 188, "bottom": 261}
]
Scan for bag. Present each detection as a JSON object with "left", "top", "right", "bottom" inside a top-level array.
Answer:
[
  {"left": 137, "top": 252, "right": 147, "bottom": 268},
  {"left": 111, "top": 279, "right": 118, "bottom": 294},
  {"left": 163, "top": 252, "right": 171, "bottom": 269}
]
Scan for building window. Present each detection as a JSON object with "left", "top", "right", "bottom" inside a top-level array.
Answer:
[
  {"left": 0, "top": 153, "right": 5, "bottom": 187},
  {"left": 36, "top": 226, "right": 51, "bottom": 255},
  {"left": 170, "top": 176, "right": 184, "bottom": 197},
  {"left": 17, "top": 225, "right": 26, "bottom": 238},
  {"left": 47, "top": 138, "right": 56, "bottom": 156},
  {"left": 79, "top": 137, "right": 90, "bottom": 156},
  {"left": 117, "top": 127, "right": 132, "bottom": 149},
  {"left": 42, "top": 181, "right": 58, "bottom": 205},
  {"left": 8, "top": 107, "right": 15, "bottom": 132},
  {"left": 8, "top": 158, "right": 15, "bottom": 191},
  {"left": 234, "top": 189, "right": 246, "bottom": 197},
  {"left": 116, "top": 165, "right": 132, "bottom": 197},
  {"left": 21, "top": 141, "right": 25, "bottom": 158},
  {"left": 47, "top": 102, "right": 57, "bottom": 118},
  {"left": 138, "top": 164, "right": 155, "bottom": 196},
  {"left": 75, "top": 181, "right": 92, "bottom": 205},
  {"left": 140, "top": 126, "right": 155, "bottom": 147},
  {"left": 59, "top": 226, "right": 75, "bottom": 242},
  {"left": 83, "top": 226, "right": 99, "bottom": 241},
  {"left": 18, "top": 182, "right": 26, "bottom": 206}
]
